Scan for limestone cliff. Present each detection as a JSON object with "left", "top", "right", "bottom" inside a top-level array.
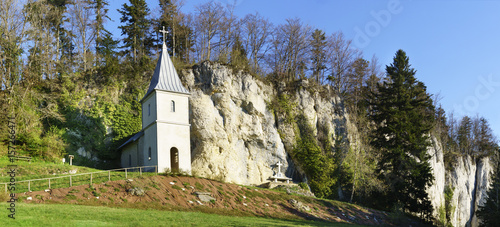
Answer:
[
  {"left": 182, "top": 62, "right": 353, "bottom": 185},
  {"left": 182, "top": 62, "right": 493, "bottom": 226},
  {"left": 428, "top": 137, "right": 493, "bottom": 227}
]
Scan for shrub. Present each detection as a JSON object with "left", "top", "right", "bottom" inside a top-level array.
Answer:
[{"left": 298, "top": 182, "right": 308, "bottom": 190}]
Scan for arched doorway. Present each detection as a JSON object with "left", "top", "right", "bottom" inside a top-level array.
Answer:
[{"left": 170, "top": 147, "right": 179, "bottom": 173}]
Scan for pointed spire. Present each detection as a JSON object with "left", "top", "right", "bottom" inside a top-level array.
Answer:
[{"left": 143, "top": 29, "right": 189, "bottom": 100}]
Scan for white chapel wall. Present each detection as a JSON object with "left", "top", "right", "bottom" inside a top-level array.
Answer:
[
  {"left": 142, "top": 124, "right": 158, "bottom": 168},
  {"left": 142, "top": 92, "right": 157, "bottom": 129},
  {"left": 156, "top": 90, "right": 189, "bottom": 124},
  {"left": 157, "top": 123, "right": 191, "bottom": 173}
]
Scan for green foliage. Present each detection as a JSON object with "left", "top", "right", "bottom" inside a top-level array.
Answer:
[
  {"left": 229, "top": 36, "right": 249, "bottom": 71},
  {"left": 118, "top": 0, "right": 153, "bottom": 64},
  {"left": 298, "top": 182, "right": 308, "bottom": 190},
  {"left": 369, "top": 50, "right": 435, "bottom": 221},
  {"left": 274, "top": 93, "right": 296, "bottom": 124},
  {"left": 109, "top": 101, "right": 142, "bottom": 143},
  {"left": 342, "top": 145, "right": 383, "bottom": 203},
  {"left": 292, "top": 115, "right": 335, "bottom": 198},
  {"left": 444, "top": 186, "right": 455, "bottom": 226}
]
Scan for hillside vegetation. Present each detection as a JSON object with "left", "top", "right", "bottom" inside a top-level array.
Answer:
[
  {"left": 1, "top": 174, "right": 426, "bottom": 226},
  {"left": 1, "top": 0, "right": 499, "bottom": 225}
]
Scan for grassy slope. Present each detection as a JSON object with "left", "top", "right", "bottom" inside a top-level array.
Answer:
[
  {"left": 0, "top": 156, "right": 102, "bottom": 182},
  {"left": 0, "top": 160, "right": 415, "bottom": 226},
  {"left": 0, "top": 203, "right": 358, "bottom": 227}
]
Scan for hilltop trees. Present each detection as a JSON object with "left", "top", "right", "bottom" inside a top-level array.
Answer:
[
  {"left": 369, "top": 49, "right": 435, "bottom": 219},
  {"left": 118, "top": 0, "right": 153, "bottom": 65}
]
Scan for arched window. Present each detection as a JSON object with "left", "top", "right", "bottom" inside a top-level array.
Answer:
[
  {"left": 148, "top": 147, "right": 152, "bottom": 160},
  {"left": 171, "top": 100, "right": 175, "bottom": 112},
  {"left": 148, "top": 104, "right": 150, "bottom": 116}
]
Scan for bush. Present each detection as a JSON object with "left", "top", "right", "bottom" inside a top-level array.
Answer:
[{"left": 298, "top": 182, "right": 308, "bottom": 190}]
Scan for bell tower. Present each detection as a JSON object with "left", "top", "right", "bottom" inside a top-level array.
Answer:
[{"left": 140, "top": 27, "right": 191, "bottom": 173}]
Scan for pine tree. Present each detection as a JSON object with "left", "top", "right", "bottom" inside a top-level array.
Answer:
[
  {"left": 369, "top": 49, "right": 435, "bottom": 220},
  {"left": 310, "top": 29, "right": 327, "bottom": 84},
  {"left": 118, "top": 0, "right": 153, "bottom": 64}
]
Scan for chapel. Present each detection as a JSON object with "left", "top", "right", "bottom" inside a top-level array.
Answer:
[{"left": 118, "top": 35, "right": 191, "bottom": 174}]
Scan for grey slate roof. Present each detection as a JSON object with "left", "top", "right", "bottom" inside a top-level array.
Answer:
[
  {"left": 143, "top": 42, "right": 189, "bottom": 100},
  {"left": 117, "top": 130, "right": 144, "bottom": 150}
]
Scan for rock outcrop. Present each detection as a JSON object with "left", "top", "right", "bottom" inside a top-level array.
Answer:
[
  {"left": 183, "top": 62, "right": 352, "bottom": 185},
  {"left": 182, "top": 62, "right": 493, "bottom": 226},
  {"left": 427, "top": 136, "right": 493, "bottom": 227}
]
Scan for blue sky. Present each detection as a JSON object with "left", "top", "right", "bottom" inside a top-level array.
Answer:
[{"left": 107, "top": 0, "right": 500, "bottom": 139}]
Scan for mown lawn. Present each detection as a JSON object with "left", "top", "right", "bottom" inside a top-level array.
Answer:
[{"left": 0, "top": 203, "right": 360, "bottom": 227}]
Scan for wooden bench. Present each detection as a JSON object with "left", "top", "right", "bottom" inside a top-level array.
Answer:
[{"left": 12, "top": 156, "right": 32, "bottom": 163}]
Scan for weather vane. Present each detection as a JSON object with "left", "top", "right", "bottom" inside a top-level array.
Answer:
[{"left": 159, "top": 26, "right": 168, "bottom": 44}]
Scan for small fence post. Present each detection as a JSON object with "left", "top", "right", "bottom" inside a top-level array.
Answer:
[
  {"left": 70, "top": 176, "right": 72, "bottom": 187},
  {"left": 140, "top": 167, "right": 142, "bottom": 176},
  {"left": 4, "top": 183, "right": 7, "bottom": 192},
  {"left": 155, "top": 166, "right": 158, "bottom": 175},
  {"left": 28, "top": 181, "right": 31, "bottom": 192},
  {"left": 90, "top": 173, "right": 93, "bottom": 185},
  {"left": 125, "top": 168, "right": 127, "bottom": 179},
  {"left": 48, "top": 179, "right": 51, "bottom": 189},
  {"left": 108, "top": 171, "right": 111, "bottom": 182}
]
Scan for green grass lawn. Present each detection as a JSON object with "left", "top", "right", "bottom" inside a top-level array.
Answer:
[{"left": 0, "top": 203, "right": 360, "bottom": 227}]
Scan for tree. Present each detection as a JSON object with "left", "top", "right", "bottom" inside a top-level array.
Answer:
[
  {"left": 118, "top": 0, "right": 153, "bottom": 64},
  {"left": 194, "top": 1, "right": 224, "bottom": 61},
  {"left": 95, "top": 32, "right": 119, "bottom": 84},
  {"left": 216, "top": 2, "right": 239, "bottom": 63},
  {"left": 241, "top": 13, "right": 272, "bottom": 74},
  {"left": 268, "top": 18, "right": 311, "bottom": 81},
  {"left": 229, "top": 35, "right": 248, "bottom": 70},
  {"left": 68, "top": 0, "right": 96, "bottom": 72},
  {"left": 91, "top": 0, "right": 110, "bottom": 65},
  {"left": 346, "top": 57, "right": 369, "bottom": 113},
  {"left": 457, "top": 116, "right": 472, "bottom": 155},
  {"left": 326, "top": 31, "right": 359, "bottom": 95},
  {"left": 477, "top": 117, "right": 497, "bottom": 157},
  {"left": 369, "top": 49, "right": 435, "bottom": 220},
  {"left": 0, "top": 0, "right": 26, "bottom": 90},
  {"left": 45, "top": 0, "right": 75, "bottom": 75},
  {"left": 310, "top": 29, "right": 327, "bottom": 84},
  {"left": 156, "top": 0, "right": 193, "bottom": 62}
]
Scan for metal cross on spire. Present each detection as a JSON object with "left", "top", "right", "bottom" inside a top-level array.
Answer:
[{"left": 159, "top": 26, "right": 168, "bottom": 44}]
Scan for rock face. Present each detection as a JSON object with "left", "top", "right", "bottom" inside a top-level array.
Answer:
[
  {"left": 182, "top": 62, "right": 493, "bottom": 226},
  {"left": 427, "top": 136, "right": 493, "bottom": 227},
  {"left": 182, "top": 62, "right": 351, "bottom": 185}
]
